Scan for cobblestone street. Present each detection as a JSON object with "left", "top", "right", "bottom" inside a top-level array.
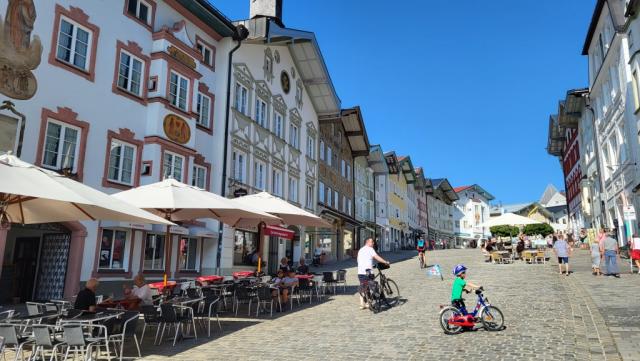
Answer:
[{"left": 137, "top": 248, "right": 638, "bottom": 361}]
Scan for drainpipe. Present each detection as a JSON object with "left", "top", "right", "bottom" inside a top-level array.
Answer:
[
  {"left": 584, "top": 97, "right": 608, "bottom": 228},
  {"left": 216, "top": 25, "right": 249, "bottom": 271}
]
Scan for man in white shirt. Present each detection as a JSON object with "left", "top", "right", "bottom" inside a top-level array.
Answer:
[
  {"left": 357, "top": 238, "right": 389, "bottom": 309},
  {"left": 128, "top": 274, "right": 153, "bottom": 305}
]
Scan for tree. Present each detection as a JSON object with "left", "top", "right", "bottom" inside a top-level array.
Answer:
[
  {"left": 490, "top": 225, "right": 519, "bottom": 237},
  {"left": 522, "top": 223, "right": 554, "bottom": 237}
]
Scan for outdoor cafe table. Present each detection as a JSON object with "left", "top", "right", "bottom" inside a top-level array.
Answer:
[
  {"left": 60, "top": 310, "right": 124, "bottom": 324},
  {"left": 294, "top": 274, "right": 314, "bottom": 280},
  {"left": 98, "top": 298, "right": 141, "bottom": 310},
  {"left": 196, "top": 275, "right": 223, "bottom": 285},
  {"left": 233, "top": 271, "right": 254, "bottom": 279},
  {"left": 149, "top": 281, "right": 177, "bottom": 293},
  {"left": 13, "top": 310, "right": 59, "bottom": 322}
]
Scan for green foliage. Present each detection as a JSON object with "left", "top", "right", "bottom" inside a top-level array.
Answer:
[
  {"left": 490, "top": 225, "right": 519, "bottom": 237},
  {"left": 522, "top": 223, "right": 554, "bottom": 237}
]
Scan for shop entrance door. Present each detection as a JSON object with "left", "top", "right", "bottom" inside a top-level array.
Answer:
[
  {"left": 34, "top": 233, "right": 70, "bottom": 301},
  {"left": 268, "top": 236, "right": 279, "bottom": 275},
  {"left": 13, "top": 237, "right": 40, "bottom": 302}
]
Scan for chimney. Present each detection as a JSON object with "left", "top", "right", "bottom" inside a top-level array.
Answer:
[{"left": 250, "top": 0, "right": 283, "bottom": 26}]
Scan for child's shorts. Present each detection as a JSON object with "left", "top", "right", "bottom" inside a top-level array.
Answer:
[{"left": 558, "top": 257, "right": 569, "bottom": 264}]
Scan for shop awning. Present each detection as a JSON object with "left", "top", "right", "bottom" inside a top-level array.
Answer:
[{"left": 264, "top": 225, "right": 295, "bottom": 239}]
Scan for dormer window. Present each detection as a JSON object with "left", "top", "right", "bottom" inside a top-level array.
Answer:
[{"left": 196, "top": 40, "right": 214, "bottom": 69}]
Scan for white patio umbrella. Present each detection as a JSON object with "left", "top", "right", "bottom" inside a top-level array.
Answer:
[
  {"left": 0, "top": 153, "right": 172, "bottom": 225},
  {"left": 112, "top": 179, "right": 282, "bottom": 278},
  {"left": 231, "top": 191, "right": 331, "bottom": 228},
  {"left": 478, "top": 213, "right": 540, "bottom": 228}
]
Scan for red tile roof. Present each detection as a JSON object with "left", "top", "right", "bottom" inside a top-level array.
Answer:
[{"left": 453, "top": 185, "right": 471, "bottom": 193}]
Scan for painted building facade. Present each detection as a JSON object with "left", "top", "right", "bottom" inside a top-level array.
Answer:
[
  {"left": 426, "top": 178, "right": 458, "bottom": 247},
  {"left": 453, "top": 184, "right": 494, "bottom": 245}
]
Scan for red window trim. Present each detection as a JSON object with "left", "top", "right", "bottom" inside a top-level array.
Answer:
[
  {"left": 91, "top": 226, "right": 136, "bottom": 279},
  {"left": 144, "top": 136, "right": 195, "bottom": 183},
  {"left": 112, "top": 40, "right": 151, "bottom": 106},
  {"left": 193, "top": 153, "right": 212, "bottom": 191},
  {"left": 195, "top": 82, "right": 215, "bottom": 135},
  {"left": 35, "top": 107, "right": 90, "bottom": 181},
  {"left": 195, "top": 35, "right": 216, "bottom": 71},
  {"left": 123, "top": 0, "right": 156, "bottom": 32},
  {"left": 149, "top": 51, "right": 201, "bottom": 118},
  {"left": 102, "top": 128, "right": 144, "bottom": 190},
  {"left": 48, "top": 5, "right": 100, "bottom": 82}
]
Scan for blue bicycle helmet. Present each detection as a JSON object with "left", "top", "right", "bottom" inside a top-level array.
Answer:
[{"left": 453, "top": 264, "right": 467, "bottom": 276}]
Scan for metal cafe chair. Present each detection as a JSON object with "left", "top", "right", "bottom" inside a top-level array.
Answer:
[
  {"left": 140, "top": 305, "right": 163, "bottom": 345},
  {"left": 31, "top": 324, "right": 66, "bottom": 361},
  {"left": 62, "top": 323, "right": 98, "bottom": 361},
  {"left": 321, "top": 272, "right": 337, "bottom": 294},
  {"left": 0, "top": 323, "right": 32, "bottom": 361},
  {"left": 108, "top": 311, "right": 141, "bottom": 361},
  {"left": 335, "top": 270, "right": 348, "bottom": 293},
  {"left": 255, "top": 286, "right": 278, "bottom": 318}
]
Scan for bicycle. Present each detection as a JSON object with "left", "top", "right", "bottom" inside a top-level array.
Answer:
[
  {"left": 438, "top": 287, "right": 504, "bottom": 334},
  {"left": 359, "top": 263, "right": 401, "bottom": 312}
]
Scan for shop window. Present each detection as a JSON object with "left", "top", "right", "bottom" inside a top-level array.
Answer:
[
  {"left": 99, "top": 229, "right": 128, "bottom": 270},
  {"left": 144, "top": 233, "right": 165, "bottom": 270},
  {"left": 234, "top": 230, "right": 257, "bottom": 266},
  {"left": 178, "top": 237, "right": 199, "bottom": 271}
]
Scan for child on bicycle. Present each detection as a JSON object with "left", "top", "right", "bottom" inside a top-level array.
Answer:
[{"left": 451, "top": 264, "right": 481, "bottom": 315}]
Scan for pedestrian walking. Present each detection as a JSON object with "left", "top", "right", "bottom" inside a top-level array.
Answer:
[
  {"left": 600, "top": 231, "right": 620, "bottom": 278},
  {"left": 553, "top": 234, "right": 571, "bottom": 275},
  {"left": 590, "top": 238, "right": 601, "bottom": 276},
  {"left": 630, "top": 235, "right": 640, "bottom": 274}
]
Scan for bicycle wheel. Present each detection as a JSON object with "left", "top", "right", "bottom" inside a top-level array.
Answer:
[
  {"left": 439, "top": 306, "right": 463, "bottom": 334},
  {"left": 480, "top": 306, "right": 504, "bottom": 331},
  {"left": 368, "top": 285, "right": 381, "bottom": 313},
  {"left": 381, "top": 279, "right": 400, "bottom": 307}
]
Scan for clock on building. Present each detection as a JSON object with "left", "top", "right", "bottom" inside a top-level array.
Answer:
[{"left": 281, "top": 70, "right": 290, "bottom": 94}]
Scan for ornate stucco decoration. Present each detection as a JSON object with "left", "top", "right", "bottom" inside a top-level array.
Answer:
[
  {"left": 289, "top": 108, "right": 302, "bottom": 126},
  {"left": 263, "top": 48, "right": 274, "bottom": 83},
  {"left": 0, "top": 0, "right": 42, "bottom": 100}
]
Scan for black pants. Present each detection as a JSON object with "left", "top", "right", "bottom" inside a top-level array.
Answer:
[{"left": 452, "top": 299, "right": 467, "bottom": 315}]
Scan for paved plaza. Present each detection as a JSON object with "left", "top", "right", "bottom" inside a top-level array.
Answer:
[{"left": 134, "top": 248, "right": 637, "bottom": 361}]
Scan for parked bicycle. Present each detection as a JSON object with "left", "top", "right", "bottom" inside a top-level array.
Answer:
[
  {"left": 438, "top": 287, "right": 504, "bottom": 334},
  {"left": 360, "top": 263, "right": 400, "bottom": 313}
]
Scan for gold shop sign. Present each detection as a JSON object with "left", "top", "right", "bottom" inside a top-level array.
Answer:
[
  {"left": 163, "top": 114, "right": 190, "bottom": 144},
  {"left": 167, "top": 45, "right": 196, "bottom": 69}
]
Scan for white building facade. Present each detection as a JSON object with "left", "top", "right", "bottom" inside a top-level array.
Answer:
[
  {"left": 0, "top": 0, "right": 238, "bottom": 301},
  {"left": 453, "top": 185, "right": 494, "bottom": 246}
]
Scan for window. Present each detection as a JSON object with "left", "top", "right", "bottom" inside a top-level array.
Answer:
[
  {"left": 272, "top": 169, "right": 283, "bottom": 196},
  {"left": 169, "top": 72, "right": 189, "bottom": 111},
  {"left": 196, "top": 41, "right": 213, "bottom": 68},
  {"left": 163, "top": 152, "right": 183, "bottom": 181},
  {"left": 107, "top": 140, "right": 136, "bottom": 185},
  {"left": 319, "top": 140, "right": 325, "bottom": 161},
  {"left": 254, "top": 161, "right": 266, "bottom": 190},
  {"left": 234, "top": 230, "right": 257, "bottom": 266},
  {"left": 289, "top": 123, "right": 299, "bottom": 148},
  {"left": 346, "top": 164, "right": 351, "bottom": 179},
  {"left": 609, "top": 134, "right": 619, "bottom": 165},
  {"left": 319, "top": 181, "right": 325, "bottom": 204},
  {"left": 633, "top": 71, "right": 640, "bottom": 110},
  {"left": 196, "top": 93, "right": 211, "bottom": 128},
  {"left": 144, "top": 234, "right": 165, "bottom": 270},
  {"left": 333, "top": 154, "right": 338, "bottom": 171},
  {"left": 306, "top": 135, "right": 315, "bottom": 159},
  {"left": 127, "top": 0, "right": 151, "bottom": 24},
  {"left": 334, "top": 191, "right": 339, "bottom": 209},
  {"left": 192, "top": 165, "right": 206, "bottom": 189},
  {"left": 43, "top": 120, "right": 80, "bottom": 171},
  {"left": 178, "top": 237, "right": 199, "bottom": 271},
  {"left": 341, "top": 159, "right": 346, "bottom": 177},
  {"left": 274, "top": 112, "right": 283, "bottom": 138},
  {"left": 98, "top": 229, "right": 128, "bottom": 270},
  {"left": 343, "top": 195, "right": 347, "bottom": 212},
  {"left": 306, "top": 184, "right": 313, "bottom": 209},
  {"left": 598, "top": 33, "right": 605, "bottom": 60},
  {"left": 327, "top": 147, "right": 332, "bottom": 166},
  {"left": 234, "top": 82, "right": 248, "bottom": 115},
  {"left": 117, "top": 51, "right": 143, "bottom": 96},
  {"left": 327, "top": 187, "right": 332, "bottom": 207},
  {"left": 255, "top": 98, "right": 267, "bottom": 128},
  {"left": 288, "top": 177, "right": 298, "bottom": 202},
  {"left": 56, "top": 18, "right": 91, "bottom": 70},
  {"left": 232, "top": 151, "right": 246, "bottom": 183},
  {"left": 617, "top": 125, "right": 627, "bottom": 163}
]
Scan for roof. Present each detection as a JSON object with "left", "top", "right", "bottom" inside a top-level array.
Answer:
[
  {"left": 398, "top": 156, "right": 416, "bottom": 184},
  {"left": 540, "top": 184, "right": 559, "bottom": 205},
  {"left": 582, "top": 0, "right": 626, "bottom": 55},
  {"left": 430, "top": 178, "right": 459, "bottom": 203},
  {"left": 626, "top": 0, "right": 640, "bottom": 16},
  {"left": 453, "top": 184, "right": 495, "bottom": 201},
  {"left": 367, "top": 145, "right": 389, "bottom": 175},
  {"left": 178, "top": 0, "right": 236, "bottom": 38},
  {"left": 502, "top": 202, "right": 553, "bottom": 218},
  {"left": 236, "top": 17, "right": 341, "bottom": 116},
  {"left": 582, "top": 0, "right": 607, "bottom": 55},
  {"left": 341, "top": 106, "right": 370, "bottom": 157},
  {"left": 384, "top": 151, "right": 399, "bottom": 174}
]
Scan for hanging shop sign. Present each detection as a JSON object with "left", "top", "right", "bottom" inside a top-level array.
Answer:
[
  {"left": 163, "top": 114, "right": 190, "bottom": 144},
  {"left": 264, "top": 225, "right": 295, "bottom": 240}
]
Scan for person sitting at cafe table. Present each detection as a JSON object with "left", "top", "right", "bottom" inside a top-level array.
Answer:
[
  {"left": 271, "top": 270, "right": 287, "bottom": 303},
  {"left": 75, "top": 278, "right": 101, "bottom": 312},
  {"left": 124, "top": 274, "right": 153, "bottom": 306},
  {"left": 296, "top": 257, "right": 309, "bottom": 274},
  {"left": 279, "top": 257, "right": 292, "bottom": 273}
]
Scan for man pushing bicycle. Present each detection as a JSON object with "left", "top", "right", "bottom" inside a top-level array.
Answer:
[{"left": 357, "top": 238, "right": 389, "bottom": 310}]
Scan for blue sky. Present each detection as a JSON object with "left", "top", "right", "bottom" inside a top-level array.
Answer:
[{"left": 212, "top": 0, "right": 596, "bottom": 204}]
